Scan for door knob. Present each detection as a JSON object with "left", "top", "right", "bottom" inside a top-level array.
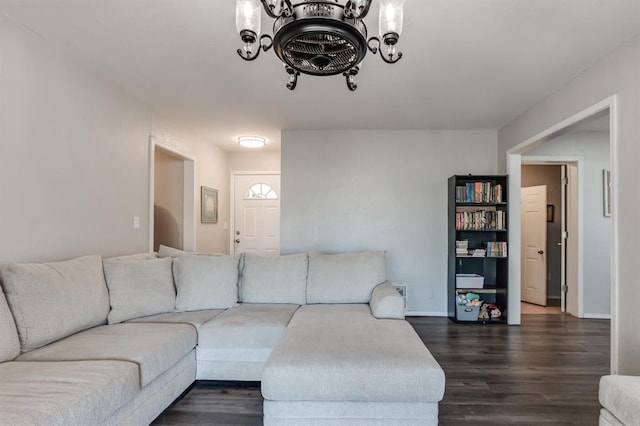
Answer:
[
  {"left": 538, "top": 250, "right": 544, "bottom": 255},
  {"left": 235, "top": 239, "right": 240, "bottom": 244}
]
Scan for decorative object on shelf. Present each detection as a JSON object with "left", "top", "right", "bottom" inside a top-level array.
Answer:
[
  {"left": 546, "top": 204, "right": 554, "bottom": 222},
  {"left": 201, "top": 186, "right": 218, "bottom": 223},
  {"left": 235, "top": 0, "right": 405, "bottom": 91},
  {"left": 478, "top": 303, "right": 490, "bottom": 320},
  {"left": 603, "top": 169, "right": 612, "bottom": 217}
]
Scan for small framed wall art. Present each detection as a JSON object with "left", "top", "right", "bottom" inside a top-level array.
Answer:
[
  {"left": 546, "top": 204, "right": 554, "bottom": 223},
  {"left": 201, "top": 186, "right": 218, "bottom": 223}
]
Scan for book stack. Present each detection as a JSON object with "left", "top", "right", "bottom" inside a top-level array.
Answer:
[
  {"left": 456, "top": 240, "right": 469, "bottom": 256},
  {"left": 455, "top": 182, "right": 503, "bottom": 203},
  {"left": 471, "top": 248, "right": 486, "bottom": 257},
  {"left": 455, "top": 210, "right": 506, "bottom": 230},
  {"left": 486, "top": 241, "right": 508, "bottom": 257}
]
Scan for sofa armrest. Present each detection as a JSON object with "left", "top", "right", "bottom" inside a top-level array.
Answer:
[{"left": 369, "top": 281, "right": 405, "bottom": 319}]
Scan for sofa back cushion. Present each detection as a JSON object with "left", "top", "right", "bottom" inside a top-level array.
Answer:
[
  {"left": 103, "top": 257, "right": 176, "bottom": 324},
  {"left": 158, "top": 245, "right": 224, "bottom": 258},
  {"left": 306, "top": 251, "right": 386, "bottom": 304},
  {"left": 106, "top": 252, "right": 158, "bottom": 261},
  {"left": 0, "top": 290, "right": 20, "bottom": 362},
  {"left": 240, "top": 253, "right": 308, "bottom": 304},
  {"left": 0, "top": 255, "right": 109, "bottom": 352},
  {"left": 173, "top": 254, "right": 240, "bottom": 311}
]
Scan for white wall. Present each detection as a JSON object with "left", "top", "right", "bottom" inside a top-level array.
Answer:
[
  {"left": 0, "top": 14, "right": 152, "bottom": 262},
  {"left": 227, "top": 151, "right": 281, "bottom": 172},
  {"left": 525, "top": 132, "right": 611, "bottom": 316},
  {"left": 0, "top": 14, "right": 229, "bottom": 262},
  {"left": 281, "top": 130, "right": 497, "bottom": 314},
  {"left": 498, "top": 36, "right": 640, "bottom": 373}
]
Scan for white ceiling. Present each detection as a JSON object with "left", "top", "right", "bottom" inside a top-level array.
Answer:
[{"left": 0, "top": 0, "right": 638, "bottom": 151}]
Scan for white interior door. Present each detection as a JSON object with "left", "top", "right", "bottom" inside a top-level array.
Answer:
[
  {"left": 233, "top": 174, "right": 280, "bottom": 255},
  {"left": 521, "top": 185, "right": 548, "bottom": 306}
]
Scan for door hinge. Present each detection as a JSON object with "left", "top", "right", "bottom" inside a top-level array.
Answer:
[
  {"left": 562, "top": 176, "right": 569, "bottom": 185},
  {"left": 562, "top": 231, "right": 568, "bottom": 240},
  {"left": 561, "top": 285, "right": 568, "bottom": 293}
]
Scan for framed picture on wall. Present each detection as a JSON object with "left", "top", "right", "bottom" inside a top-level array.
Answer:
[
  {"left": 546, "top": 204, "right": 554, "bottom": 222},
  {"left": 201, "top": 186, "right": 218, "bottom": 223}
]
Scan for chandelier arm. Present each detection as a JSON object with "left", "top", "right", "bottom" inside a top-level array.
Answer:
[
  {"left": 344, "top": 0, "right": 373, "bottom": 19},
  {"left": 367, "top": 37, "right": 403, "bottom": 64},
  {"left": 381, "top": 50, "right": 403, "bottom": 64},
  {"left": 343, "top": 66, "right": 359, "bottom": 91},
  {"left": 261, "top": 0, "right": 294, "bottom": 18},
  {"left": 285, "top": 66, "right": 300, "bottom": 90},
  {"left": 367, "top": 36, "right": 380, "bottom": 54},
  {"left": 237, "top": 45, "right": 261, "bottom": 61},
  {"left": 260, "top": 34, "right": 274, "bottom": 52}
]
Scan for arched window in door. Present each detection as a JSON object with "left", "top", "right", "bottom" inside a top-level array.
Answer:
[{"left": 245, "top": 183, "right": 278, "bottom": 200}]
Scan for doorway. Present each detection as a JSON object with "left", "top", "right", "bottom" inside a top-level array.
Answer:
[
  {"left": 230, "top": 172, "right": 281, "bottom": 255},
  {"left": 154, "top": 148, "right": 184, "bottom": 251},
  {"left": 520, "top": 164, "right": 574, "bottom": 316},
  {"left": 148, "top": 137, "right": 196, "bottom": 252},
  {"left": 507, "top": 97, "right": 616, "bottom": 370}
]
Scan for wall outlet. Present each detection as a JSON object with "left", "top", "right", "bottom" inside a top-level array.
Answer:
[{"left": 133, "top": 216, "right": 140, "bottom": 229}]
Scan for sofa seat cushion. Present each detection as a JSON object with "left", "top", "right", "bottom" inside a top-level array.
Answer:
[
  {"left": 0, "top": 291, "right": 19, "bottom": 362},
  {"left": 0, "top": 255, "right": 109, "bottom": 352},
  {"left": 241, "top": 253, "right": 308, "bottom": 305},
  {"left": 197, "top": 304, "right": 299, "bottom": 362},
  {"left": 599, "top": 375, "right": 640, "bottom": 426},
  {"left": 127, "top": 309, "right": 225, "bottom": 334},
  {"left": 262, "top": 304, "right": 445, "bottom": 403},
  {"left": 306, "top": 252, "right": 386, "bottom": 304},
  {"left": 0, "top": 360, "right": 139, "bottom": 426},
  {"left": 17, "top": 323, "right": 196, "bottom": 387}
]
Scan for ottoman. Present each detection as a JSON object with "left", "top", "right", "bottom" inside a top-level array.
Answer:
[{"left": 261, "top": 304, "right": 446, "bottom": 426}]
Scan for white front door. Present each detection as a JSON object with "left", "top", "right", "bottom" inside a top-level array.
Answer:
[
  {"left": 521, "top": 185, "right": 548, "bottom": 306},
  {"left": 233, "top": 174, "right": 280, "bottom": 255}
]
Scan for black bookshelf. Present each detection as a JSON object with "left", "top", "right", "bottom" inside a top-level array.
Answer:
[{"left": 448, "top": 175, "right": 508, "bottom": 324}]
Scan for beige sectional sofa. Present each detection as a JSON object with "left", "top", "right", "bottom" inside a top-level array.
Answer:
[
  {"left": 599, "top": 375, "right": 640, "bottom": 426},
  {"left": 0, "top": 248, "right": 445, "bottom": 425}
]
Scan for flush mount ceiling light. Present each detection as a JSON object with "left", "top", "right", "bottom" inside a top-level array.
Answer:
[
  {"left": 236, "top": 0, "right": 405, "bottom": 91},
  {"left": 238, "top": 136, "right": 267, "bottom": 148}
]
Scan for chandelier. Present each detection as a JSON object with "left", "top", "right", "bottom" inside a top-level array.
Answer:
[{"left": 235, "top": 0, "right": 405, "bottom": 91}]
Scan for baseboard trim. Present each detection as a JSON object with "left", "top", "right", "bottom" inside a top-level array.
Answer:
[
  {"left": 405, "top": 311, "right": 447, "bottom": 317},
  {"left": 582, "top": 313, "right": 611, "bottom": 320}
]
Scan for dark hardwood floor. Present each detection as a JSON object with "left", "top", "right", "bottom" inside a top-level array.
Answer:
[{"left": 152, "top": 314, "right": 610, "bottom": 425}]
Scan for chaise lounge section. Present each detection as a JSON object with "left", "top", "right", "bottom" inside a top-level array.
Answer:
[{"left": 0, "top": 248, "right": 446, "bottom": 425}]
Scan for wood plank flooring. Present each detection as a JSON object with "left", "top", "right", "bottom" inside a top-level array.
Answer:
[{"left": 152, "top": 314, "right": 609, "bottom": 425}]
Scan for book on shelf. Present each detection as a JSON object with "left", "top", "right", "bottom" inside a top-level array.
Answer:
[
  {"left": 455, "top": 182, "right": 503, "bottom": 203},
  {"left": 455, "top": 210, "right": 506, "bottom": 230},
  {"left": 486, "top": 241, "right": 508, "bottom": 257}
]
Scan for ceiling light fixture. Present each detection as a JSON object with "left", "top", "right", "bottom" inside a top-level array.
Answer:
[
  {"left": 238, "top": 136, "right": 267, "bottom": 148},
  {"left": 235, "top": 0, "right": 405, "bottom": 91}
]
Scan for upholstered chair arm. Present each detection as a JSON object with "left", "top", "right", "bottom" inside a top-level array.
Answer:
[{"left": 369, "top": 281, "right": 405, "bottom": 319}]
